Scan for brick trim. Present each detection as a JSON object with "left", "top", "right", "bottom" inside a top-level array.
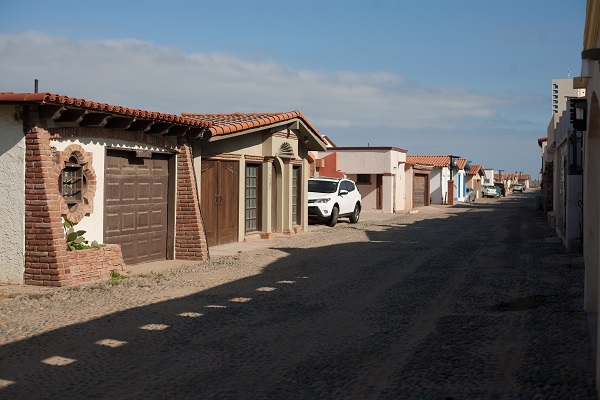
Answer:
[
  {"left": 24, "top": 127, "right": 71, "bottom": 286},
  {"left": 55, "top": 144, "right": 97, "bottom": 224},
  {"left": 175, "top": 138, "right": 209, "bottom": 260}
]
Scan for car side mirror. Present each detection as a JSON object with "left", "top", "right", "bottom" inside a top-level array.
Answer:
[{"left": 339, "top": 189, "right": 349, "bottom": 195}]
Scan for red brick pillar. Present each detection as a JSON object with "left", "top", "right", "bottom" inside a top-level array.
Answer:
[
  {"left": 24, "top": 127, "right": 71, "bottom": 286},
  {"left": 175, "top": 138, "right": 209, "bottom": 260},
  {"left": 447, "top": 180, "right": 454, "bottom": 206}
]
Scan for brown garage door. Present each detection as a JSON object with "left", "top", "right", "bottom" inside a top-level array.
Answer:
[
  {"left": 414, "top": 174, "right": 428, "bottom": 207},
  {"left": 104, "top": 149, "right": 170, "bottom": 264}
]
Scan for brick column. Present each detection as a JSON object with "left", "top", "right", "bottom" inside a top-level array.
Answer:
[
  {"left": 175, "top": 138, "right": 209, "bottom": 260},
  {"left": 24, "top": 127, "right": 71, "bottom": 286}
]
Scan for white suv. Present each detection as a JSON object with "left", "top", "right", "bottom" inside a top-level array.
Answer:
[{"left": 308, "top": 177, "right": 362, "bottom": 227}]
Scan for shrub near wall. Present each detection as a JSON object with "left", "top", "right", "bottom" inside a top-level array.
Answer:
[{"left": 68, "top": 245, "right": 125, "bottom": 284}]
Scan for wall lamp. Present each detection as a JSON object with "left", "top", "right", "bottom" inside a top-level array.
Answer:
[
  {"left": 303, "top": 136, "right": 309, "bottom": 144},
  {"left": 581, "top": 48, "right": 600, "bottom": 78}
]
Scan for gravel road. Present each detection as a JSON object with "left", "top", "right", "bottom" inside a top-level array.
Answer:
[{"left": 0, "top": 191, "right": 596, "bottom": 399}]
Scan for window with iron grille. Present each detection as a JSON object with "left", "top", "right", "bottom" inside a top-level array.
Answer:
[
  {"left": 245, "top": 164, "right": 261, "bottom": 231},
  {"left": 59, "top": 155, "right": 85, "bottom": 207}
]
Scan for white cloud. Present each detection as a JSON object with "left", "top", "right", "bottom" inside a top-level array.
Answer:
[{"left": 0, "top": 32, "right": 535, "bottom": 133}]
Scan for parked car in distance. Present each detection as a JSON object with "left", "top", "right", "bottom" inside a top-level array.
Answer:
[
  {"left": 482, "top": 185, "right": 499, "bottom": 198},
  {"left": 465, "top": 188, "right": 476, "bottom": 202},
  {"left": 494, "top": 182, "right": 506, "bottom": 197},
  {"left": 512, "top": 183, "right": 524, "bottom": 193},
  {"left": 308, "top": 177, "right": 362, "bottom": 227}
]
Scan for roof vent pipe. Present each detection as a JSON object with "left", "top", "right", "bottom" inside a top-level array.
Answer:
[{"left": 34, "top": 79, "right": 38, "bottom": 93}]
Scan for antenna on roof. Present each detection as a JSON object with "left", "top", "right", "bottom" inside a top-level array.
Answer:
[
  {"left": 568, "top": 69, "right": 571, "bottom": 79},
  {"left": 34, "top": 79, "right": 38, "bottom": 93}
]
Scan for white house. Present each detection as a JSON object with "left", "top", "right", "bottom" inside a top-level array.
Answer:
[{"left": 407, "top": 156, "right": 469, "bottom": 205}]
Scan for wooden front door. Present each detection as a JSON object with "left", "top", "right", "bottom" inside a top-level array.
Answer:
[
  {"left": 104, "top": 149, "right": 170, "bottom": 264},
  {"left": 201, "top": 160, "right": 239, "bottom": 246},
  {"left": 414, "top": 174, "right": 428, "bottom": 207},
  {"left": 376, "top": 174, "right": 383, "bottom": 210}
]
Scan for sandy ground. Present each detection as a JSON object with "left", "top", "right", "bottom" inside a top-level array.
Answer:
[{"left": 0, "top": 192, "right": 596, "bottom": 399}]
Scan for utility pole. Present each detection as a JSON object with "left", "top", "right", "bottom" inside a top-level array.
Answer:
[{"left": 447, "top": 155, "right": 461, "bottom": 206}]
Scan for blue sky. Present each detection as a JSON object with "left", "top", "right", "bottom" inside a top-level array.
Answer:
[{"left": 0, "top": 0, "right": 587, "bottom": 177}]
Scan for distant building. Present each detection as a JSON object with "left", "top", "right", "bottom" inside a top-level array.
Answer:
[{"left": 552, "top": 78, "right": 585, "bottom": 117}]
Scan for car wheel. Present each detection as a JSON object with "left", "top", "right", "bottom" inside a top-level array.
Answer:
[
  {"left": 349, "top": 204, "right": 360, "bottom": 223},
  {"left": 327, "top": 206, "right": 339, "bottom": 227}
]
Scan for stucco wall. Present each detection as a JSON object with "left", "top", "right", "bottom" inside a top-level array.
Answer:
[
  {"left": 0, "top": 106, "right": 26, "bottom": 284},
  {"left": 319, "top": 149, "right": 407, "bottom": 212},
  {"left": 430, "top": 169, "right": 443, "bottom": 205},
  {"left": 51, "top": 138, "right": 173, "bottom": 244},
  {"left": 349, "top": 175, "right": 377, "bottom": 210}
]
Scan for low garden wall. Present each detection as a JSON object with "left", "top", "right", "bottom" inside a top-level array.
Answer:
[{"left": 68, "top": 244, "right": 125, "bottom": 284}]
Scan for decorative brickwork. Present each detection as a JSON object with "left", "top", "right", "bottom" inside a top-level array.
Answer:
[
  {"left": 69, "top": 245, "right": 125, "bottom": 284},
  {"left": 55, "top": 144, "right": 97, "bottom": 224},
  {"left": 175, "top": 138, "right": 209, "bottom": 260},
  {"left": 24, "top": 127, "right": 71, "bottom": 286}
]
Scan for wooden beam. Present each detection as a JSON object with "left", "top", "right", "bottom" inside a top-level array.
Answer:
[
  {"left": 127, "top": 119, "right": 153, "bottom": 132},
  {"left": 165, "top": 125, "right": 189, "bottom": 136},
  {"left": 146, "top": 122, "right": 174, "bottom": 134},
  {"left": 80, "top": 112, "right": 110, "bottom": 127},
  {"left": 40, "top": 104, "right": 66, "bottom": 121},
  {"left": 54, "top": 108, "right": 88, "bottom": 123},
  {"left": 104, "top": 116, "right": 135, "bottom": 129},
  {"left": 184, "top": 127, "right": 210, "bottom": 139}
]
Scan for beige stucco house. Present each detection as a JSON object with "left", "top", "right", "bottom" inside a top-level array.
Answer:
[
  {"left": 181, "top": 112, "right": 327, "bottom": 246},
  {"left": 311, "top": 146, "right": 411, "bottom": 213},
  {"left": 465, "top": 164, "right": 486, "bottom": 198}
]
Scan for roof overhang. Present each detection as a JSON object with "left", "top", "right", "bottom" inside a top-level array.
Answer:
[{"left": 0, "top": 92, "right": 212, "bottom": 139}]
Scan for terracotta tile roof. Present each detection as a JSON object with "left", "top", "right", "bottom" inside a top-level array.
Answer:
[
  {"left": 0, "top": 92, "right": 212, "bottom": 128},
  {"left": 406, "top": 155, "right": 468, "bottom": 169},
  {"left": 466, "top": 164, "right": 485, "bottom": 176},
  {"left": 182, "top": 111, "right": 325, "bottom": 141}
]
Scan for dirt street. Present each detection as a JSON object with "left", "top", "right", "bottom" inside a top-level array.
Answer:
[{"left": 0, "top": 191, "right": 596, "bottom": 399}]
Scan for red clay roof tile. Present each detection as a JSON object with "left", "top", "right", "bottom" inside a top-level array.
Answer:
[
  {"left": 466, "top": 164, "right": 485, "bottom": 176},
  {"left": 407, "top": 155, "right": 469, "bottom": 170},
  {"left": 182, "top": 111, "right": 325, "bottom": 141},
  {"left": 0, "top": 92, "right": 212, "bottom": 128}
]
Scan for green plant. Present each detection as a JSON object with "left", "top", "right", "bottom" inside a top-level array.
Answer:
[
  {"left": 63, "top": 220, "right": 88, "bottom": 251},
  {"left": 110, "top": 270, "right": 129, "bottom": 280}
]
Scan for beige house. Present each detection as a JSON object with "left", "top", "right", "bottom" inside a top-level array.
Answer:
[
  {"left": 182, "top": 112, "right": 327, "bottom": 246},
  {"left": 311, "top": 146, "right": 411, "bottom": 213},
  {"left": 465, "top": 164, "right": 486, "bottom": 198}
]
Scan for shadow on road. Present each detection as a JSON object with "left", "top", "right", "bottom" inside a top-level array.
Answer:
[{"left": 0, "top": 193, "right": 595, "bottom": 399}]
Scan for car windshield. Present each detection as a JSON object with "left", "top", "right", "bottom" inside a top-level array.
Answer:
[{"left": 308, "top": 180, "right": 338, "bottom": 193}]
